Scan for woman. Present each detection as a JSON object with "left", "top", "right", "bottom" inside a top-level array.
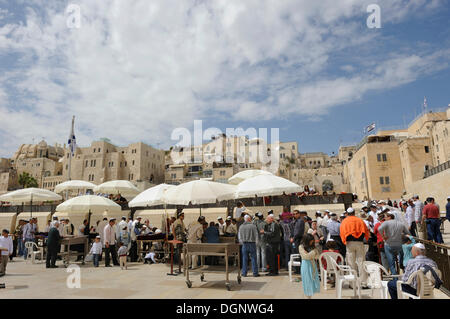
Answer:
[
  {"left": 307, "top": 220, "right": 324, "bottom": 253},
  {"left": 299, "top": 234, "right": 321, "bottom": 298}
]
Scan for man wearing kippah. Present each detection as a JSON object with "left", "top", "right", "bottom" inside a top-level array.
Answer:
[{"left": 387, "top": 243, "right": 439, "bottom": 299}]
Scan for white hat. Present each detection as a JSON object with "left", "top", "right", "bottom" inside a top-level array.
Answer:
[
  {"left": 217, "top": 217, "right": 223, "bottom": 220},
  {"left": 226, "top": 216, "right": 232, "bottom": 220},
  {"left": 340, "top": 213, "right": 346, "bottom": 218},
  {"left": 136, "top": 216, "right": 142, "bottom": 219},
  {"left": 95, "top": 235, "right": 101, "bottom": 239},
  {"left": 447, "top": 196, "right": 450, "bottom": 200},
  {"left": 378, "top": 200, "right": 386, "bottom": 204},
  {"left": 155, "top": 229, "right": 162, "bottom": 234},
  {"left": 268, "top": 214, "right": 274, "bottom": 218},
  {"left": 413, "top": 243, "right": 425, "bottom": 250},
  {"left": 346, "top": 207, "right": 354, "bottom": 213}
]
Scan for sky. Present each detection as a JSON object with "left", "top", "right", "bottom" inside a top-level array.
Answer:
[{"left": 0, "top": 0, "right": 449, "bottom": 158}]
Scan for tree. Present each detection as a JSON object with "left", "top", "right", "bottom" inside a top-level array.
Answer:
[
  {"left": 18, "top": 172, "right": 38, "bottom": 188},
  {"left": 322, "top": 180, "right": 334, "bottom": 192}
]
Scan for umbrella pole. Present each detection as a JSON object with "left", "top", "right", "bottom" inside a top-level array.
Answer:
[{"left": 30, "top": 194, "right": 33, "bottom": 219}]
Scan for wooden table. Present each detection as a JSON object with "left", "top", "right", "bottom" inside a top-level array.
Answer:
[
  {"left": 183, "top": 243, "right": 241, "bottom": 290},
  {"left": 58, "top": 236, "right": 88, "bottom": 267}
]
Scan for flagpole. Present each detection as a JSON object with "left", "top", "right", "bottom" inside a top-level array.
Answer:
[{"left": 66, "top": 116, "right": 75, "bottom": 201}]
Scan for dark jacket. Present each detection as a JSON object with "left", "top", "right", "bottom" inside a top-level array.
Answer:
[
  {"left": 264, "top": 222, "right": 281, "bottom": 244},
  {"left": 47, "top": 227, "right": 61, "bottom": 249},
  {"left": 293, "top": 218, "right": 305, "bottom": 244},
  {"left": 204, "top": 226, "right": 220, "bottom": 243}
]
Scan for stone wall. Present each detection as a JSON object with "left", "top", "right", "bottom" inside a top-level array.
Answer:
[{"left": 406, "top": 169, "right": 450, "bottom": 210}]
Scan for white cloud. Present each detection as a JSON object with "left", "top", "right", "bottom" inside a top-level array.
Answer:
[{"left": 0, "top": 0, "right": 447, "bottom": 157}]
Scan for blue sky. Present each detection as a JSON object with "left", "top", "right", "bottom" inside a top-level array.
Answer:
[{"left": 0, "top": 0, "right": 449, "bottom": 157}]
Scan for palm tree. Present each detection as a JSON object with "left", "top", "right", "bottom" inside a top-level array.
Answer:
[{"left": 18, "top": 172, "right": 38, "bottom": 188}]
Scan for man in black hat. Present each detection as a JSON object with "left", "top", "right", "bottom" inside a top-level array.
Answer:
[
  {"left": 46, "top": 222, "right": 61, "bottom": 268},
  {"left": 261, "top": 214, "right": 281, "bottom": 276}
]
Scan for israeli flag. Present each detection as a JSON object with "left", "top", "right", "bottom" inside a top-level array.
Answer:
[
  {"left": 366, "top": 123, "right": 376, "bottom": 133},
  {"left": 68, "top": 116, "right": 77, "bottom": 156}
]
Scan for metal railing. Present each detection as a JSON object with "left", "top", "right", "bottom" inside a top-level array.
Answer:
[
  {"left": 424, "top": 160, "right": 450, "bottom": 179},
  {"left": 413, "top": 237, "right": 450, "bottom": 296}
]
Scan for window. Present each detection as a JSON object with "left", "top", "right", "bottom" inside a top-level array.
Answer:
[
  {"left": 424, "top": 165, "right": 429, "bottom": 171},
  {"left": 132, "top": 160, "right": 135, "bottom": 166},
  {"left": 292, "top": 145, "right": 295, "bottom": 150},
  {"left": 385, "top": 176, "right": 390, "bottom": 184},
  {"left": 436, "top": 145, "right": 439, "bottom": 152},
  {"left": 125, "top": 161, "right": 127, "bottom": 167},
  {"left": 85, "top": 160, "right": 88, "bottom": 168},
  {"left": 98, "top": 148, "right": 101, "bottom": 152},
  {"left": 379, "top": 177, "right": 384, "bottom": 185},
  {"left": 93, "top": 149, "right": 96, "bottom": 153},
  {"left": 382, "top": 154, "right": 387, "bottom": 161},
  {"left": 377, "top": 154, "right": 381, "bottom": 162},
  {"left": 424, "top": 146, "right": 429, "bottom": 153}
]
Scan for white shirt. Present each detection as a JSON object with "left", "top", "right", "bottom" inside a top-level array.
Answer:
[
  {"left": 405, "top": 206, "right": 414, "bottom": 228},
  {"left": 89, "top": 241, "right": 103, "bottom": 255},
  {"left": 97, "top": 220, "right": 108, "bottom": 244},
  {"left": 414, "top": 200, "right": 423, "bottom": 222},
  {"left": 22, "top": 223, "right": 34, "bottom": 240},
  {"left": 369, "top": 210, "right": 378, "bottom": 225},
  {"left": 117, "top": 220, "right": 128, "bottom": 238},
  {"left": 235, "top": 207, "right": 246, "bottom": 219},
  {"left": 218, "top": 222, "right": 225, "bottom": 235},
  {"left": 0, "top": 235, "right": 13, "bottom": 256},
  {"left": 104, "top": 224, "right": 117, "bottom": 246}
]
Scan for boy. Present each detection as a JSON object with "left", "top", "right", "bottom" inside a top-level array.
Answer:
[
  {"left": 0, "top": 229, "right": 13, "bottom": 277},
  {"left": 401, "top": 234, "right": 415, "bottom": 267},
  {"left": 117, "top": 242, "right": 128, "bottom": 270},
  {"left": 90, "top": 236, "right": 102, "bottom": 267}
]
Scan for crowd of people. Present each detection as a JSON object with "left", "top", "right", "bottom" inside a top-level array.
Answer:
[{"left": 0, "top": 194, "right": 448, "bottom": 299}]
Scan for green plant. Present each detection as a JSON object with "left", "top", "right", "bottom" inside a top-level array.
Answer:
[{"left": 18, "top": 172, "right": 38, "bottom": 188}]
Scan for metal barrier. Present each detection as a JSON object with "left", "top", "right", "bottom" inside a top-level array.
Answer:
[
  {"left": 414, "top": 237, "right": 450, "bottom": 296},
  {"left": 424, "top": 160, "right": 450, "bottom": 179}
]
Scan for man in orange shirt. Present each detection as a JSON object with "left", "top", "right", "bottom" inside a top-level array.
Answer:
[{"left": 340, "top": 207, "right": 370, "bottom": 287}]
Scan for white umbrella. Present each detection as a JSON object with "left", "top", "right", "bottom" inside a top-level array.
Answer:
[
  {"left": 235, "top": 174, "right": 302, "bottom": 199},
  {"left": 94, "top": 180, "right": 140, "bottom": 198},
  {"left": 128, "top": 184, "right": 174, "bottom": 207},
  {"left": 56, "top": 195, "right": 121, "bottom": 214},
  {"left": 164, "top": 180, "right": 237, "bottom": 206},
  {"left": 0, "top": 188, "right": 62, "bottom": 218},
  {"left": 54, "top": 180, "right": 96, "bottom": 194},
  {"left": 228, "top": 169, "right": 273, "bottom": 185}
]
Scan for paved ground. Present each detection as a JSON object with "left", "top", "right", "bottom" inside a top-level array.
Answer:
[{"left": 2, "top": 222, "right": 449, "bottom": 299}]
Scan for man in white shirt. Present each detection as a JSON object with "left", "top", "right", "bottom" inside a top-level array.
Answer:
[
  {"left": 234, "top": 201, "right": 246, "bottom": 219},
  {"left": 413, "top": 195, "right": 425, "bottom": 239},
  {"left": 104, "top": 218, "right": 119, "bottom": 267},
  {"left": 217, "top": 217, "right": 225, "bottom": 235},
  {"left": 0, "top": 229, "right": 13, "bottom": 277},
  {"left": 368, "top": 205, "right": 379, "bottom": 225},
  {"left": 404, "top": 201, "right": 416, "bottom": 237},
  {"left": 117, "top": 216, "right": 128, "bottom": 239}
]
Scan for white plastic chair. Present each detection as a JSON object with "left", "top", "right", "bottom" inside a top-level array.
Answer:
[
  {"left": 329, "top": 257, "right": 361, "bottom": 299},
  {"left": 397, "top": 268, "right": 442, "bottom": 299},
  {"left": 288, "top": 254, "right": 301, "bottom": 282},
  {"left": 363, "top": 261, "right": 398, "bottom": 299},
  {"left": 25, "top": 241, "right": 44, "bottom": 264},
  {"left": 319, "top": 252, "right": 344, "bottom": 290}
]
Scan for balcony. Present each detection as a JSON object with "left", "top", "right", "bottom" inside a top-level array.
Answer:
[{"left": 424, "top": 160, "right": 450, "bottom": 179}]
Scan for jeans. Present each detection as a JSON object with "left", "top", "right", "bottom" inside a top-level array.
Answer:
[
  {"left": 256, "top": 241, "right": 267, "bottom": 271},
  {"left": 18, "top": 238, "right": 24, "bottom": 256},
  {"left": 379, "top": 248, "right": 389, "bottom": 271},
  {"left": 282, "top": 240, "right": 293, "bottom": 270},
  {"left": 242, "top": 242, "right": 258, "bottom": 276},
  {"left": 384, "top": 244, "right": 403, "bottom": 275},
  {"left": 426, "top": 219, "right": 443, "bottom": 243},
  {"left": 387, "top": 279, "right": 417, "bottom": 299},
  {"left": 93, "top": 254, "right": 100, "bottom": 267}
]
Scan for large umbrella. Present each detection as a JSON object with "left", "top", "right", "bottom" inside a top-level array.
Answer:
[
  {"left": 93, "top": 180, "right": 140, "bottom": 198},
  {"left": 235, "top": 174, "right": 302, "bottom": 199},
  {"left": 0, "top": 188, "right": 62, "bottom": 218},
  {"left": 228, "top": 169, "right": 273, "bottom": 185},
  {"left": 164, "top": 180, "right": 236, "bottom": 216},
  {"left": 56, "top": 195, "right": 121, "bottom": 229},
  {"left": 128, "top": 184, "right": 174, "bottom": 207},
  {"left": 56, "top": 195, "right": 121, "bottom": 214},
  {"left": 129, "top": 183, "right": 175, "bottom": 238},
  {"left": 54, "top": 180, "right": 96, "bottom": 194}
]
